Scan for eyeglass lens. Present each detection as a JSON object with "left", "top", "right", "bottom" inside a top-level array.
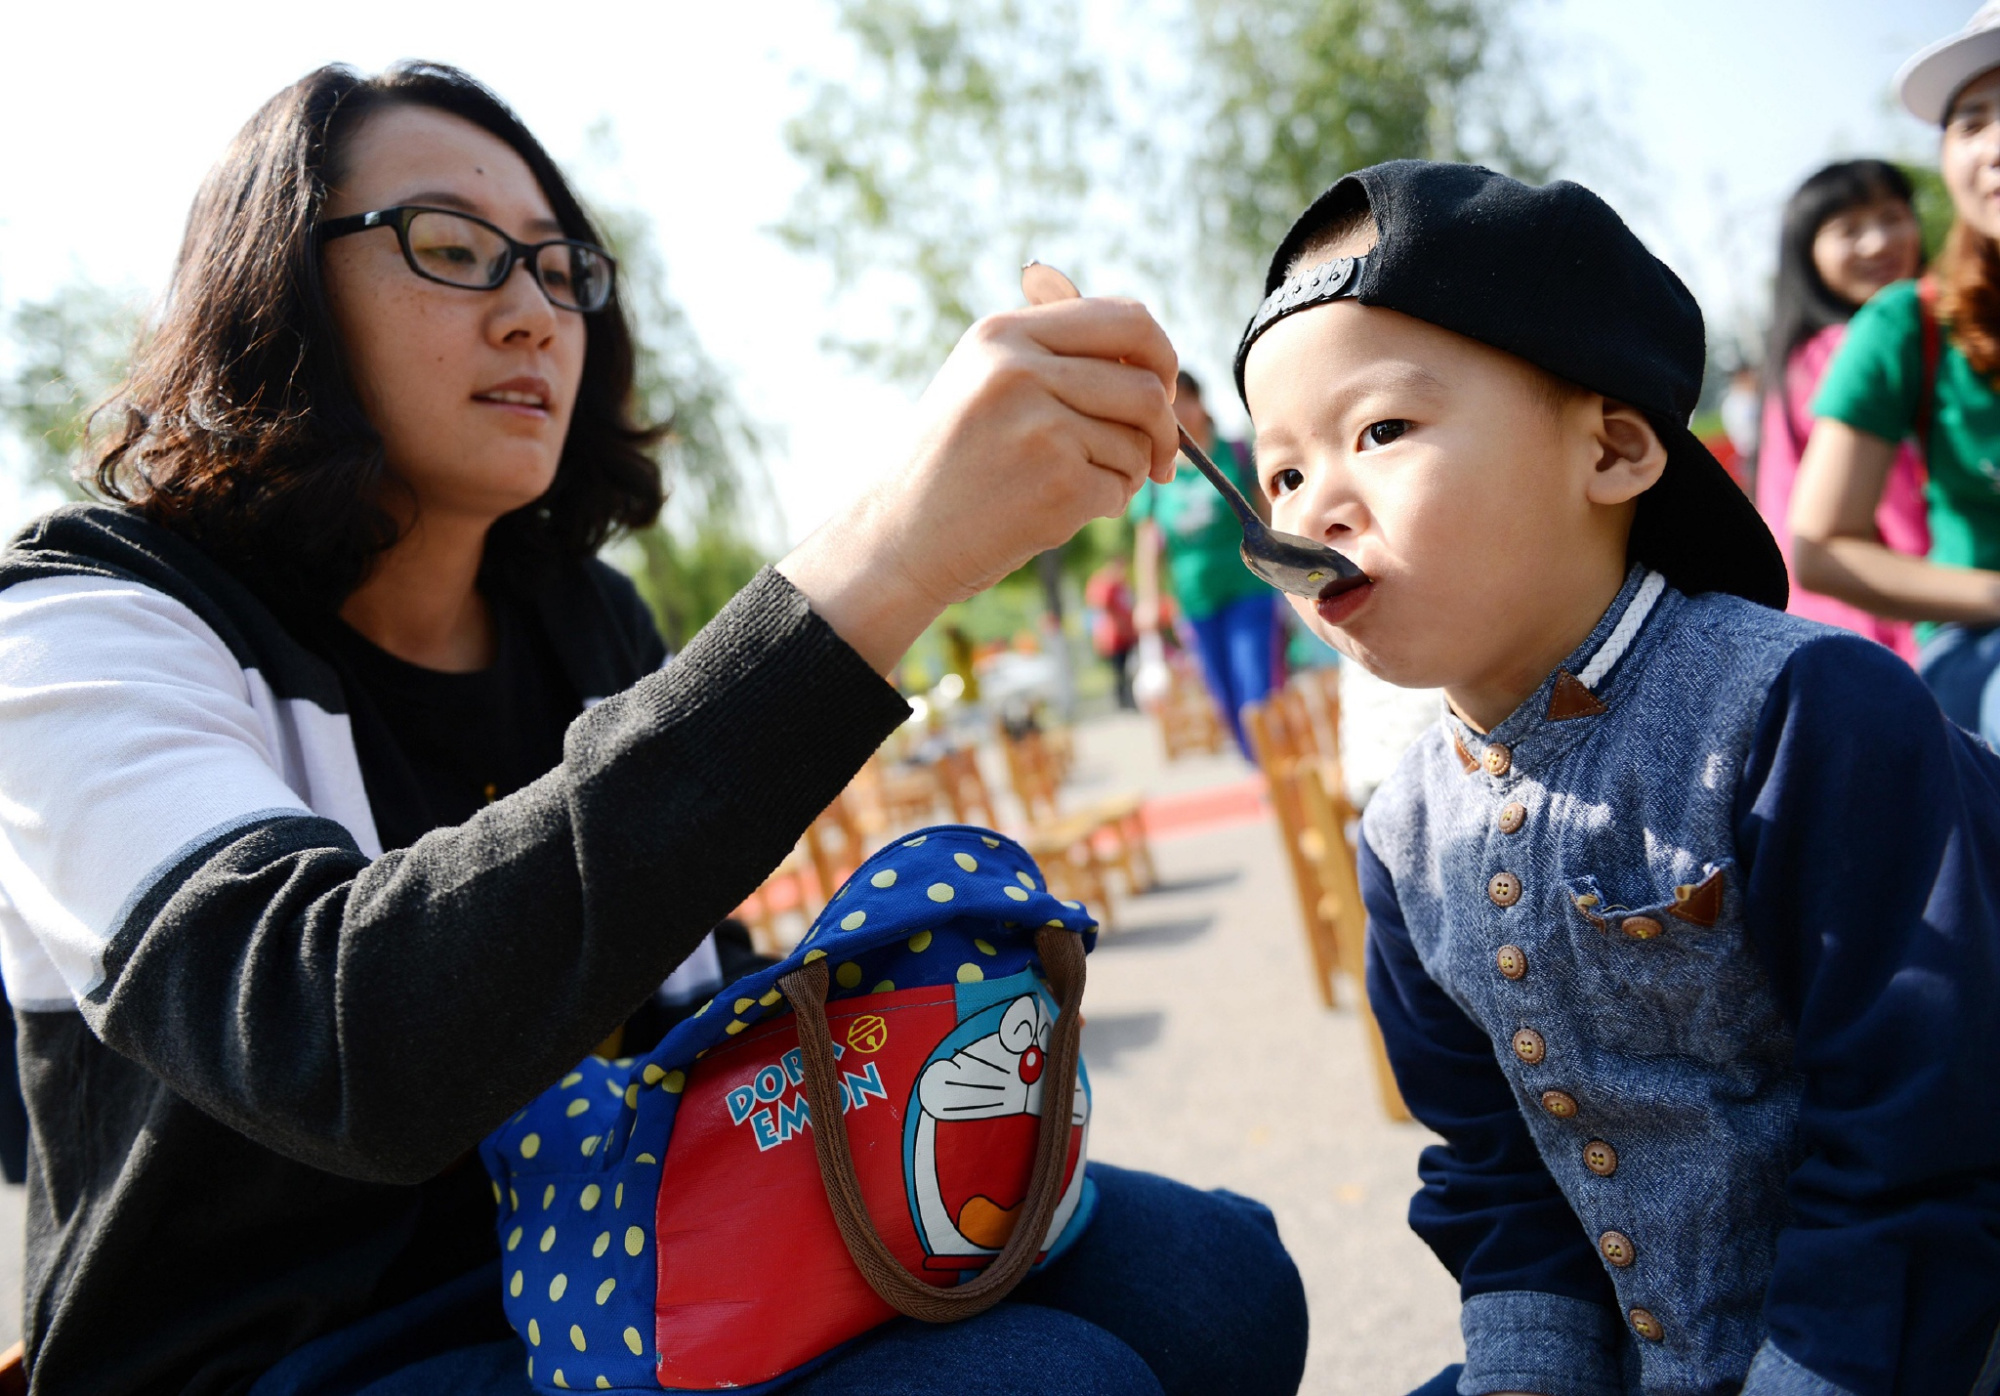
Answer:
[{"left": 404, "top": 210, "right": 612, "bottom": 311}]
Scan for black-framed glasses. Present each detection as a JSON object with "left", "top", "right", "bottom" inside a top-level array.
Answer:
[{"left": 317, "top": 205, "right": 617, "bottom": 313}]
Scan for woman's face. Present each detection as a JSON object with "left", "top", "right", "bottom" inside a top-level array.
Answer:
[
  {"left": 1944, "top": 68, "right": 2000, "bottom": 242},
  {"left": 320, "top": 104, "right": 587, "bottom": 530},
  {"left": 1811, "top": 197, "right": 1922, "bottom": 307}
]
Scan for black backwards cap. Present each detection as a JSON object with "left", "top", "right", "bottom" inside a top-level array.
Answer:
[{"left": 1232, "top": 160, "right": 1787, "bottom": 610}]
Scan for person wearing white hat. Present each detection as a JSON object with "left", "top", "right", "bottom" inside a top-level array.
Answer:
[{"left": 1791, "top": 4, "right": 2000, "bottom": 744}]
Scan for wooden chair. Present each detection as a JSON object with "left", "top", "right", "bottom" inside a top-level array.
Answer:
[
  {"left": 1152, "top": 656, "right": 1230, "bottom": 760},
  {"left": 738, "top": 790, "right": 872, "bottom": 955},
  {"left": 876, "top": 758, "right": 942, "bottom": 834},
  {"left": 999, "top": 725, "right": 1157, "bottom": 898},
  {"left": 930, "top": 745, "right": 1001, "bottom": 828},
  {"left": 1296, "top": 757, "right": 1411, "bottom": 1122},
  {"left": 736, "top": 843, "right": 814, "bottom": 954},
  {"left": 802, "top": 792, "right": 870, "bottom": 907},
  {"left": 1243, "top": 696, "right": 1343, "bottom": 1008}
]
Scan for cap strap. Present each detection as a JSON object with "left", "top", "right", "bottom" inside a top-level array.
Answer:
[
  {"left": 1232, "top": 255, "right": 1369, "bottom": 399},
  {"left": 1576, "top": 571, "right": 1665, "bottom": 690}
]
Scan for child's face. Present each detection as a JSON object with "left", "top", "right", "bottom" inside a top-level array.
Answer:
[{"left": 1243, "top": 300, "right": 1654, "bottom": 719}]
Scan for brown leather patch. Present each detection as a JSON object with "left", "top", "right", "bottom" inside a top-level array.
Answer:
[
  {"left": 1547, "top": 670, "right": 1609, "bottom": 721},
  {"left": 1669, "top": 869, "right": 1725, "bottom": 927},
  {"left": 1452, "top": 733, "right": 1477, "bottom": 774}
]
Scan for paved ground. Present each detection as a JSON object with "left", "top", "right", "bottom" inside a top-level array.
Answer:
[
  {"left": 1058, "top": 711, "right": 1463, "bottom": 1393},
  {"left": 0, "top": 707, "right": 1463, "bottom": 1387}
]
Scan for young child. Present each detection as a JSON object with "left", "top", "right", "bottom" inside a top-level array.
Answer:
[{"left": 1233, "top": 161, "right": 2000, "bottom": 1395}]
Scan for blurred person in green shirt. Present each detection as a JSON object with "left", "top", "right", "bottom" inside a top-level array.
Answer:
[
  {"left": 1131, "top": 371, "right": 1278, "bottom": 755},
  {"left": 1793, "top": 7, "right": 2000, "bottom": 743}
]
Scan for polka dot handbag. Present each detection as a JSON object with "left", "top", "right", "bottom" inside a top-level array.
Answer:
[{"left": 479, "top": 825, "right": 1098, "bottom": 1393}]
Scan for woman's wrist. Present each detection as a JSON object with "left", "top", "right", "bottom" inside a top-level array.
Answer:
[{"left": 776, "top": 497, "right": 948, "bottom": 678}]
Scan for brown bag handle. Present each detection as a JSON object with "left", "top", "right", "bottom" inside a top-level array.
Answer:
[{"left": 779, "top": 926, "right": 1086, "bottom": 1324}]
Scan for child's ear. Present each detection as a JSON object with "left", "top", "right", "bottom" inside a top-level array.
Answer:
[{"left": 1584, "top": 400, "right": 1668, "bottom": 506}]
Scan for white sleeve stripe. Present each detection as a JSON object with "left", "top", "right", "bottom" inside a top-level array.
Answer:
[{"left": 97, "top": 806, "right": 320, "bottom": 972}]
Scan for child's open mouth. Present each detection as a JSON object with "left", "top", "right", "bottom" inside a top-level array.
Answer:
[{"left": 1316, "top": 579, "right": 1374, "bottom": 627}]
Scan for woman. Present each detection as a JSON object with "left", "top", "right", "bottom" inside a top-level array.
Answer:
[
  {"left": 0, "top": 64, "right": 1305, "bottom": 1396},
  {"left": 1793, "top": 8, "right": 2000, "bottom": 740},
  {"left": 1755, "top": 160, "right": 1926, "bottom": 661}
]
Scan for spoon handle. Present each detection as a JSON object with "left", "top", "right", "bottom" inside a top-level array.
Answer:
[{"left": 1175, "top": 426, "right": 1262, "bottom": 530}]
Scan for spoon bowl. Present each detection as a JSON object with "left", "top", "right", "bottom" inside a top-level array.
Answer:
[{"left": 1020, "top": 262, "right": 1367, "bottom": 602}]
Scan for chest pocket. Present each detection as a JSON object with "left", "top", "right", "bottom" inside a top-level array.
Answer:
[{"left": 1557, "top": 860, "right": 1783, "bottom": 1064}]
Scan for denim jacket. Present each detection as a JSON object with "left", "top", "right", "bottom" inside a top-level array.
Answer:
[{"left": 1360, "top": 567, "right": 2000, "bottom": 1396}]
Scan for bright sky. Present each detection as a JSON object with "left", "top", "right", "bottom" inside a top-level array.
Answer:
[{"left": 0, "top": 0, "right": 1971, "bottom": 547}]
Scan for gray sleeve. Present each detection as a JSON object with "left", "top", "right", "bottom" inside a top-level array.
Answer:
[{"left": 86, "top": 568, "right": 910, "bottom": 1184}]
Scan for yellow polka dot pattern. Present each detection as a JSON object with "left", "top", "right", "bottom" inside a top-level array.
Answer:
[{"left": 486, "top": 831, "right": 1095, "bottom": 1390}]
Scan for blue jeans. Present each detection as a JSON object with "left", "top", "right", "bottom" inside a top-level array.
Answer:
[
  {"left": 1188, "top": 593, "right": 1278, "bottom": 759},
  {"left": 249, "top": 1163, "right": 1308, "bottom": 1396},
  {"left": 1919, "top": 623, "right": 2000, "bottom": 747},
  {"left": 1405, "top": 1366, "right": 1463, "bottom": 1396}
]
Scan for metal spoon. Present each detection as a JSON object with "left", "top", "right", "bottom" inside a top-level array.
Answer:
[{"left": 1020, "top": 261, "right": 1367, "bottom": 602}]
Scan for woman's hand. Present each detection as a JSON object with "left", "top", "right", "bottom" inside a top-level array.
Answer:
[
  {"left": 779, "top": 297, "right": 1180, "bottom": 673},
  {"left": 1791, "top": 418, "right": 2000, "bottom": 624}
]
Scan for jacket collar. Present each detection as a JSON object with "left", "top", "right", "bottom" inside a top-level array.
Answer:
[{"left": 1444, "top": 564, "right": 1675, "bottom": 778}]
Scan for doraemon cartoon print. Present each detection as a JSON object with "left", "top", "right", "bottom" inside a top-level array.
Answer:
[{"left": 903, "top": 970, "right": 1092, "bottom": 1270}]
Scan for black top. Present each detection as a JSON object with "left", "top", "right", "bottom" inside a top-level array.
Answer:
[
  {"left": 320, "top": 594, "right": 581, "bottom": 852},
  {"left": 0, "top": 506, "right": 912, "bottom": 1396}
]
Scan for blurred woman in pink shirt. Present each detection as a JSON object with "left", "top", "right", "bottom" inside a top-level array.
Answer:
[{"left": 1757, "top": 159, "right": 1928, "bottom": 661}]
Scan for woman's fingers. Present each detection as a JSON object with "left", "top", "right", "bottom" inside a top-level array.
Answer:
[
  {"left": 1010, "top": 296, "right": 1179, "bottom": 386},
  {"left": 1031, "top": 353, "right": 1178, "bottom": 472}
]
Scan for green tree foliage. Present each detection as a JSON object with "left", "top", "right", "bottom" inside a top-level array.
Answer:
[
  {"left": 1186, "top": 0, "right": 1575, "bottom": 319},
  {"left": 774, "top": 0, "right": 1114, "bottom": 383},
  {"left": 0, "top": 281, "right": 142, "bottom": 498}
]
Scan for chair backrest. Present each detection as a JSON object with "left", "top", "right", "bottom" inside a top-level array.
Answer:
[
  {"left": 931, "top": 745, "right": 1000, "bottom": 827},
  {"left": 997, "top": 725, "right": 1064, "bottom": 823},
  {"left": 803, "top": 793, "right": 868, "bottom": 907}
]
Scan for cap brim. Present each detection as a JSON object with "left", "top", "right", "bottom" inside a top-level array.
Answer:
[
  {"left": 1630, "top": 423, "right": 1788, "bottom": 611},
  {"left": 1897, "top": 25, "right": 2000, "bottom": 124}
]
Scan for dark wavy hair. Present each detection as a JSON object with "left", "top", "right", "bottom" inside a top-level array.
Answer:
[
  {"left": 1762, "top": 159, "right": 1917, "bottom": 399},
  {"left": 92, "top": 62, "right": 664, "bottom": 609}
]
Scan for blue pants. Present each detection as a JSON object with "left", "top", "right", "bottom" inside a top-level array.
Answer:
[
  {"left": 1405, "top": 1366, "right": 1463, "bottom": 1396},
  {"left": 1188, "top": 593, "right": 1278, "bottom": 759},
  {"left": 249, "top": 1162, "right": 1308, "bottom": 1396},
  {"left": 1919, "top": 623, "right": 2000, "bottom": 747}
]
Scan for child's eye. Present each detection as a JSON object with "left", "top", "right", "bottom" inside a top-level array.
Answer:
[
  {"left": 1268, "top": 468, "right": 1305, "bottom": 498},
  {"left": 1361, "top": 420, "right": 1409, "bottom": 449}
]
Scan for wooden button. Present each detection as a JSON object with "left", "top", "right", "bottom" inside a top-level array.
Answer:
[
  {"left": 1630, "top": 1308, "right": 1664, "bottom": 1342},
  {"left": 1621, "top": 916, "right": 1663, "bottom": 940},
  {"left": 1488, "top": 872, "right": 1522, "bottom": 907},
  {"left": 1496, "top": 945, "right": 1527, "bottom": 980},
  {"left": 1497, "top": 802, "right": 1526, "bottom": 834},
  {"left": 1481, "top": 742, "right": 1512, "bottom": 776},
  {"left": 1511, "top": 1028, "right": 1545, "bottom": 1065},
  {"left": 1540, "top": 1089, "right": 1578, "bottom": 1118},
  {"left": 1598, "top": 1230, "right": 1635, "bottom": 1267},
  {"left": 1584, "top": 1140, "right": 1619, "bottom": 1176}
]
